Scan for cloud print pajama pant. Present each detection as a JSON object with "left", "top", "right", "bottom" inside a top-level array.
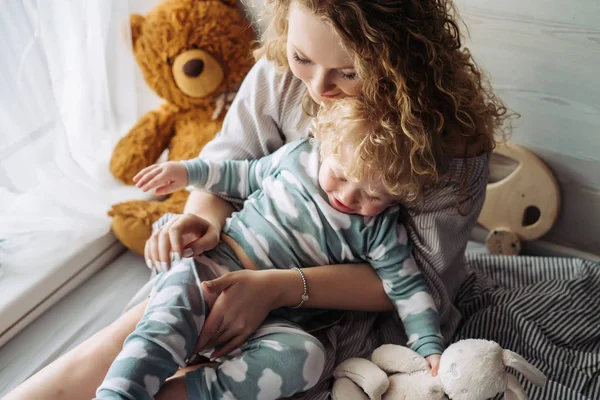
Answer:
[{"left": 94, "top": 243, "right": 326, "bottom": 400}]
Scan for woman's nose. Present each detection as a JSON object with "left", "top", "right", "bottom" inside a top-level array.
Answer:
[{"left": 312, "top": 68, "right": 335, "bottom": 96}]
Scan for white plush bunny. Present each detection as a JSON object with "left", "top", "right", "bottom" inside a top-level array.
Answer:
[{"left": 332, "top": 339, "right": 547, "bottom": 400}]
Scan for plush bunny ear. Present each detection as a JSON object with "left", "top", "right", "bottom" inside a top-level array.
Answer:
[
  {"left": 502, "top": 350, "right": 547, "bottom": 387},
  {"left": 333, "top": 358, "right": 389, "bottom": 400},
  {"left": 504, "top": 374, "right": 528, "bottom": 400}
]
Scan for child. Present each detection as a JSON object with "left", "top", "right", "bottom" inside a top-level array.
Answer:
[{"left": 95, "top": 99, "right": 443, "bottom": 400}]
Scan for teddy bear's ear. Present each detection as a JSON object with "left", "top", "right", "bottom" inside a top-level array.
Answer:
[{"left": 129, "top": 14, "right": 145, "bottom": 48}]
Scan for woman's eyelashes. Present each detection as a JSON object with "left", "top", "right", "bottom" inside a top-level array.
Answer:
[
  {"left": 339, "top": 71, "right": 357, "bottom": 80},
  {"left": 293, "top": 52, "right": 357, "bottom": 80},
  {"left": 293, "top": 52, "right": 311, "bottom": 65}
]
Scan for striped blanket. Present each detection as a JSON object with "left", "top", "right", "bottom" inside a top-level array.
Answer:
[
  {"left": 453, "top": 255, "right": 600, "bottom": 399},
  {"left": 299, "top": 255, "right": 600, "bottom": 400}
]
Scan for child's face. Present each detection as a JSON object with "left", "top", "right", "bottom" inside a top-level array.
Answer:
[
  {"left": 286, "top": 2, "right": 362, "bottom": 104},
  {"left": 318, "top": 152, "right": 397, "bottom": 217}
]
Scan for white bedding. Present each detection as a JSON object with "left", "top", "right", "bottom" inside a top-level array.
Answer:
[{"left": 0, "top": 242, "right": 488, "bottom": 397}]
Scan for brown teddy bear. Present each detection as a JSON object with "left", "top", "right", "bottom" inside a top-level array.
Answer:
[{"left": 108, "top": 0, "right": 254, "bottom": 255}]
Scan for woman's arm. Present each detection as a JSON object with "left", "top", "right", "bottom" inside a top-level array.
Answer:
[
  {"left": 270, "top": 264, "right": 395, "bottom": 311},
  {"left": 198, "top": 262, "right": 393, "bottom": 357}
]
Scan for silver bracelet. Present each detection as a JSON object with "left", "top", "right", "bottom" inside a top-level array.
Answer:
[{"left": 292, "top": 267, "right": 309, "bottom": 309}]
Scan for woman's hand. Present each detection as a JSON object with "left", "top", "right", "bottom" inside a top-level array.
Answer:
[
  {"left": 145, "top": 213, "right": 220, "bottom": 271},
  {"left": 134, "top": 161, "right": 189, "bottom": 195},
  {"left": 426, "top": 354, "right": 441, "bottom": 377},
  {"left": 195, "top": 269, "right": 286, "bottom": 358}
]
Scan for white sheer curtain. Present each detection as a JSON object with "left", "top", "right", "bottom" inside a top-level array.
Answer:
[{"left": 0, "top": 0, "right": 148, "bottom": 273}]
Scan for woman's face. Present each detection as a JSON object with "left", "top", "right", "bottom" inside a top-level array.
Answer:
[{"left": 286, "top": 2, "right": 362, "bottom": 104}]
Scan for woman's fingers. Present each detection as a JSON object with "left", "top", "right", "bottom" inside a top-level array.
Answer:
[
  {"left": 195, "top": 308, "right": 225, "bottom": 353},
  {"left": 147, "top": 213, "right": 212, "bottom": 271},
  {"left": 145, "top": 216, "right": 180, "bottom": 271},
  {"left": 211, "top": 334, "right": 248, "bottom": 359},
  {"left": 203, "top": 275, "right": 233, "bottom": 293},
  {"left": 167, "top": 214, "right": 202, "bottom": 258},
  {"left": 157, "top": 216, "right": 185, "bottom": 269},
  {"left": 144, "top": 239, "right": 154, "bottom": 270},
  {"left": 157, "top": 229, "right": 172, "bottom": 270},
  {"left": 212, "top": 326, "right": 237, "bottom": 349},
  {"left": 168, "top": 223, "right": 185, "bottom": 261},
  {"left": 148, "top": 231, "right": 161, "bottom": 271},
  {"left": 203, "top": 324, "right": 236, "bottom": 355},
  {"left": 185, "top": 224, "right": 219, "bottom": 257}
]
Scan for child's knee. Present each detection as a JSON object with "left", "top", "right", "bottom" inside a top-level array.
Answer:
[
  {"left": 184, "top": 334, "right": 325, "bottom": 399},
  {"left": 298, "top": 335, "right": 326, "bottom": 391},
  {"left": 261, "top": 333, "right": 326, "bottom": 393}
]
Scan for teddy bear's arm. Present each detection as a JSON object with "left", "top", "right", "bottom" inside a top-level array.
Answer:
[{"left": 110, "top": 104, "right": 176, "bottom": 184}]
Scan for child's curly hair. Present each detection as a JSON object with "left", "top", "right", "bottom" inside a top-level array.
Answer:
[
  {"left": 254, "top": 0, "right": 513, "bottom": 197},
  {"left": 312, "top": 98, "right": 418, "bottom": 201}
]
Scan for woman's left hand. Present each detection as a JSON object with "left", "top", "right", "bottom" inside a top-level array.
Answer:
[{"left": 195, "top": 269, "right": 283, "bottom": 358}]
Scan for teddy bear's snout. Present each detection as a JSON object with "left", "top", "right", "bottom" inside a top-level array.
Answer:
[
  {"left": 172, "top": 49, "right": 225, "bottom": 98},
  {"left": 183, "top": 59, "right": 205, "bottom": 77}
]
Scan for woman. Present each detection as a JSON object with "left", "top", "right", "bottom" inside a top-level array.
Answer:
[{"left": 5, "top": 0, "right": 507, "bottom": 398}]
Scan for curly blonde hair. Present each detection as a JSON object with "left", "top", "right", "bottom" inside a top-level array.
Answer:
[
  {"left": 254, "top": 0, "right": 513, "bottom": 200},
  {"left": 312, "top": 98, "right": 417, "bottom": 201}
]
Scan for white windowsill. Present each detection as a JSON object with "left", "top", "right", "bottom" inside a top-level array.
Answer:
[{"left": 0, "top": 232, "right": 124, "bottom": 347}]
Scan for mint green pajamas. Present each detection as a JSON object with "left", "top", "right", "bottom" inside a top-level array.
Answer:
[
  {"left": 95, "top": 244, "right": 325, "bottom": 400},
  {"left": 96, "top": 139, "right": 442, "bottom": 399}
]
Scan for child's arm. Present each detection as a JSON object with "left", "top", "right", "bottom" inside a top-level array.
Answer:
[
  {"left": 367, "top": 217, "right": 444, "bottom": 359},
  {"left": 183, "top": 143, "right": 290, "bottom": 198},
  {"left": 134, "top": 143, "right": 291, "bottom": 199}
]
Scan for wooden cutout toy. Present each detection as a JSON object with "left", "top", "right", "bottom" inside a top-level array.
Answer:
[{"left": 478, "top": 143, "right": 561, "bottom": 255}]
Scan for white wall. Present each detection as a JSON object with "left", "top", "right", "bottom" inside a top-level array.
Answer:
[{"left": 454, "top": 0, "right": 600, "bottom": 253}]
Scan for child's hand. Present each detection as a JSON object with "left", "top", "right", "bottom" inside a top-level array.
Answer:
[
  {"left": 426, "top": 354, "right": 441, "bottom": 377},
  {"left": 133, "top": 161, "right": 189, "bottom": 195}
]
